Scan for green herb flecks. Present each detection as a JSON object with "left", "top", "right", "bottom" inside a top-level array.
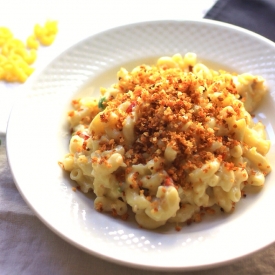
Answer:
[{"left": 98, "top": 96, "right": 107, "bottom": 110}]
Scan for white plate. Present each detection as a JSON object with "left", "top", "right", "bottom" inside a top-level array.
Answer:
[{"left": 6, "top": 20, "right": 275, "bottom": 271}]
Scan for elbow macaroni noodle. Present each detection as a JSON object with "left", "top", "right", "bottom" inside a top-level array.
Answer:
[
  {"left": 60, "top": 53, "right": 271, "bottom": 230},
  {"left": 0, "top": 21, "right": 58, "bottom": 83}
]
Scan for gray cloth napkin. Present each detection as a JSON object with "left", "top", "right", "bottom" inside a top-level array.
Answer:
[{"left": 205, "top": 0, "right": 275, "bottom": 42}]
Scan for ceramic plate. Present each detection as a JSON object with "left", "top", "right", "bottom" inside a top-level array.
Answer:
[{"left": 6, "top": 20, "right": 275, "bottom": 271}]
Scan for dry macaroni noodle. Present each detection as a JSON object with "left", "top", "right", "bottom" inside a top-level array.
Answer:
[{"left": 0, "top": 20, "right": 58, "bottom": 83}]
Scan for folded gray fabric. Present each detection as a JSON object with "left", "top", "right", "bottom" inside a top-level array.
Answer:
[{"left": 205, "top": 0, "right": 275, "bottom": 42}]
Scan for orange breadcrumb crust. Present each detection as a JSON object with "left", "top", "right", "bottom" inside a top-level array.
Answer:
[{"left": 90, "top": 65, "right": 246, "bottom": 194}]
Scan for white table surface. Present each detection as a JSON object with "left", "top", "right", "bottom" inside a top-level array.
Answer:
[{"left": 1, "top": 1, "right": 275, "bottom": 274}]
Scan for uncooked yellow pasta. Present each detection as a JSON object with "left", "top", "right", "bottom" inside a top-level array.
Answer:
[
  {"left": 34, "top": 20, "right": 58, "bottom": 46},
  {"left": 0, "top": 20, "right": 58, "bottom": 83}
]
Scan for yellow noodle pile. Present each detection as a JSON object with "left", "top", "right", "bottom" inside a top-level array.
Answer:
[{"left": 0, "top": 20, "right": 58, "bottom": 83}]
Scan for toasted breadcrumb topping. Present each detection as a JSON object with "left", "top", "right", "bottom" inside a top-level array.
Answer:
[{"left": 92, "top": 65, "right": 245, "bottom": 189}]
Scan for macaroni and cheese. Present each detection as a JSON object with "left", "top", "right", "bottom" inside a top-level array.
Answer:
[{"left": 60, "top": 53, "right": 271, "bottom": 230}]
